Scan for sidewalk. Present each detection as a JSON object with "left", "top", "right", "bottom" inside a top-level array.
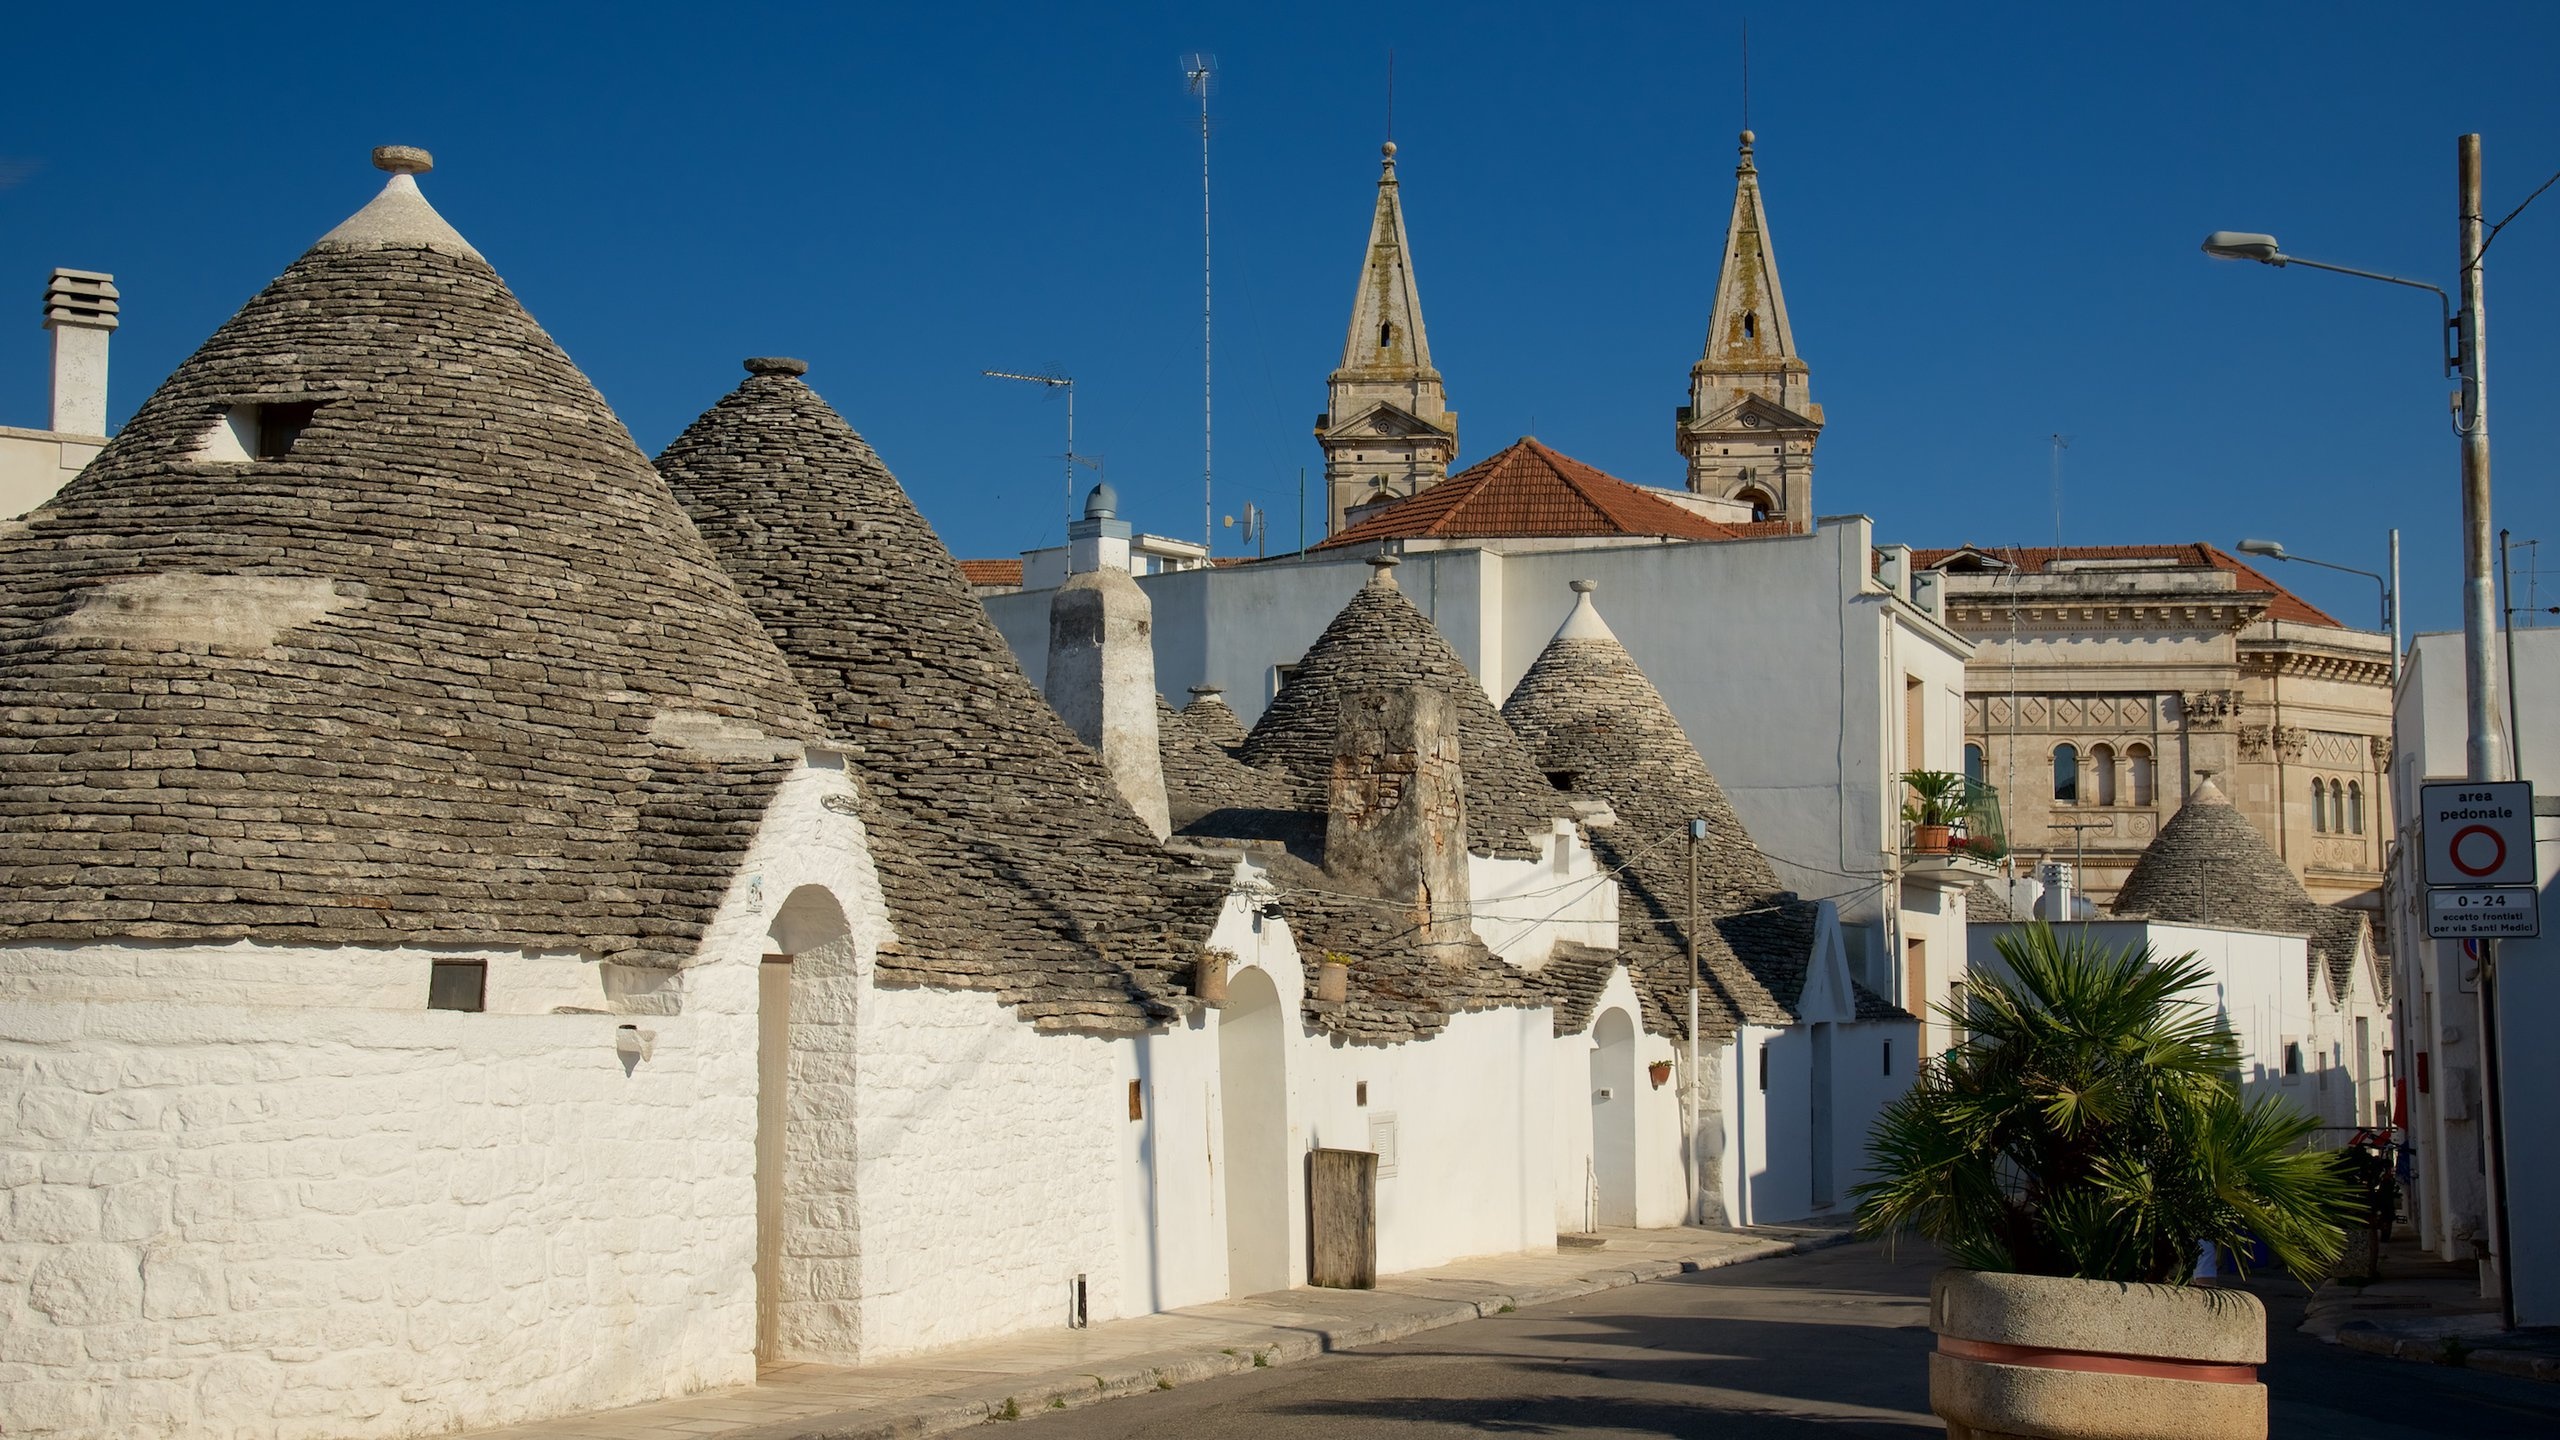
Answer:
[
  {"left": 2301, "top": 1235, "right": 2560, "bottom": 1383},
  {"left": 465, "top": 1221, "right": 1854, "bottom": 1440}
]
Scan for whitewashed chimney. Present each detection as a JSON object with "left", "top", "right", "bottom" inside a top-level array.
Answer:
[
  {"left": 43, "top": 268, "right": 118, "bottom": 438},
  {"left": 1046, "top": 482, "right": 1170, "bottom": 838}
]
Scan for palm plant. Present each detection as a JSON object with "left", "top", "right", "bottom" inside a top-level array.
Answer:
[{"left": 1855, "top": 924, "right": 2357, "bottom": 1283}]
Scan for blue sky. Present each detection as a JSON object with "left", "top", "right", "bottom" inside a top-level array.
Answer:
[{"left": 4, "top": 2, "right": 2557, "bottom": 634}]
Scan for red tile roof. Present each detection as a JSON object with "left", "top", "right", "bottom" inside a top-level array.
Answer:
[
  {"left": 1910, "top": 543, "right": 2344, "bottom": 627},
  {"left": 1315, "top": 438, "right": 1766, "bottom": 550},
  {"left": 958, "top": 558, "right": 1023, "bottom": 588}
]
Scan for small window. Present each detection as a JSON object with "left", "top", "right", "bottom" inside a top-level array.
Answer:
[
  {"left": 1964, "top": 743, "right": 1985, "bottom": 787},
  {"left": 2053, "top": 744, "right": 2079, "bottom": 805},
  {"left": 254, "top": 402, "right": 320, "bottom": 459},
  {"left": 2311, "top": 778, "right": 2328, "bottom": 834},
  {"left": 1757, "top": 1042, "right": 1770, "bottom": 1093},
  {"left": 1379, "top": 320, "right": 1394, "bottom": 349},
  {"left": 1355, "top": 1081, "right": 1368, "bottom": 1107},
  {"left": 2332, "top": 779, "right": 2348, "bottom": 834},
  {"left": 2348, "top": 782, "right": 2364, "bottom": 835},
  {"left": 1270, "top": 662, "right": 1300, "bottom": 700},
  {"left": 1882, "top": 1039, "right": 1893, "bottom": 1077},
  {"left": 427, "top": 960, "right": 487, "bottom": 1013},
  {"left": 2127, "top": 744, "right": 2155, "bottom": 806},
  {"left": 1742, "top": 311, "right": 1758, "bottom": 340},
  {"left": 2283, "top": 1041, "right": 2304, "bottom": 1078}
]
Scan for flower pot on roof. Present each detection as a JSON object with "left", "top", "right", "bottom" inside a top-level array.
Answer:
[
  {"left": 1195, "top": 949, "right": 1230, "bottom": 1007},
  {"left": 1856, "top": 924, "right": 2357, "bottom": 1440},
  {"left": 1314, "top": 953, "right": 1351, "bottom": 1005}
]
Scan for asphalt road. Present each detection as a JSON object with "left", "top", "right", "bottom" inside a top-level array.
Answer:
[{"left": 1010, "top": 1240, "right": 2560, "bottom": 1438}]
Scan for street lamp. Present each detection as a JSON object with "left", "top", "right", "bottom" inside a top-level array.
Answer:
[
  {"left": 2199, "top": 231, "right": 2457, "bottom": 368},
  {"left": 2233, "top": 535, "right": 2401, "bottom": 689}
]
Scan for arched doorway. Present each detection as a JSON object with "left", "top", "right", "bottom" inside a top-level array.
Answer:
[
  {"left": 1220, "top": 966, "right": 1291, "bottom": 1297},
  {"left": 761, "top": 886, "right": 854, "bottom": 1362},
  {"left": 1590, "top": 1009, "right": 1638, "bottom": 1227}
]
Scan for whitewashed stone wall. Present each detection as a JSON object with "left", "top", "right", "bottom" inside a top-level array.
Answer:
[
  {"left": 1550, "top": 970, "right": 1694, "bottom": 1233},
  {"left": 0, "top": 756, "right": 885, "bottom": 1439},
  {"left": 1467, "top": 822, "right": 1618, "bottom": 966}
]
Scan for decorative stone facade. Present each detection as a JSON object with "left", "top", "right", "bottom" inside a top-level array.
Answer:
[{"left": 1923, "top": 545, "right": 2393, "bottom": 913}]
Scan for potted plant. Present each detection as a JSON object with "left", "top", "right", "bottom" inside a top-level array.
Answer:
[
  {"left": 1856, "top": 925, "right": 2354, "bottom": 1440},
  {"left": 1903, "top": 770, "right": 1968, "bottom": 854},
  {"left": 1648, "top": 1060, "right": 1674, "bottom": 1089},
  {"left": 1314, "top": 952, "right": 1352, "bottom": 1004}
]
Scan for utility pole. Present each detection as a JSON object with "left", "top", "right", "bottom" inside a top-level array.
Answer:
[
  {"left": 1185, "top": 54, "right": 1216, "bottom": 552},
  {"left": 1686, "top": 818, "right": 1706, "bottom": 1226},
  {"left": 2456, "top": 132, "right": 2515, "bottom": 1334}
]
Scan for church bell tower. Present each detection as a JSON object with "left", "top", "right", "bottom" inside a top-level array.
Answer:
[
  {"left": 1677, "top": 131, "right": 1822, "bottom": 530},
  {"left": 1316, "top": 142, "right": 1458, "bottom": 536}
]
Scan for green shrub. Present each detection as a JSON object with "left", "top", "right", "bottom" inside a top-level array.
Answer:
[{"left": 1854, "top": 923, "right": 2356, "bottom": 1283}]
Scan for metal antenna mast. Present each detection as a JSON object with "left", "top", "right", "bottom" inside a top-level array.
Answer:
[
  {"left": 982, "top": 369, "right": 1076, "bottom": 533},
  {"left": 1184, "top": 53, "right": 1216, "bottom": 551},
  {"left": 2048, "top": 433, "right": 2071, "bottom": 546}
]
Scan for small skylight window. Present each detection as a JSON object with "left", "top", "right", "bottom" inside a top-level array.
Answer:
[{"left": 192, "top": 401, "right": 324, "bottom": 463}]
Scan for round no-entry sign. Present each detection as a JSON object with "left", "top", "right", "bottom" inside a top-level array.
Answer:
[{"left": 2421, "top": 782, "right": 2537, "bottom": 889}]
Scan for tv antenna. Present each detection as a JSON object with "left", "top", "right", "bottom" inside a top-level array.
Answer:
[
  {"left": 2049, "top": 432, "right": 2072, "bottom": 546},
  {"left": 982, "top": 369, "right": 1076, "bottom": 533},
  {"left": 1184, "top": 52, "right": 1215, "bottom": 552}
]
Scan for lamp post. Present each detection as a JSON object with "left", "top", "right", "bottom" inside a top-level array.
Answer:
[
  {"left": 2204, "top": 134, "right": 2521, "bottom": 1328},
  {"left": 2233, "top": 535, "right": 2401, "bottom": 691}
]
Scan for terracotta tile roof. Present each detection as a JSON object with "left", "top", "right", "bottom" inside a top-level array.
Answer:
[
  {"left": 958, "top": 558, "right": 1023, "bottom": 587},
  {"left": 1911, "top": 543, "right": 2343, "bottom": 627},
  {"left": 1315, "top": 437, "right": 1749, "bottom": 549}
]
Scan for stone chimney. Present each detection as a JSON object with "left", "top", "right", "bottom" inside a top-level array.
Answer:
[
  {"left": 43, "top": 268, "right": 117, "bottom": 438},
  {"left": 1326, "top": 684, "right": 1472, "bottom": 958},
  {"left": 1046, "top": 482, "right": 1169, "bottom": 838}
]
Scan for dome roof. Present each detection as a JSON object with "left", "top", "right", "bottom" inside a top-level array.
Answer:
[
  {"left": 0, "top": 158, "right": 821, "bottom": 964},
  {"left": 654, "top": 363, "right": 1229, "bottom": 1033},
  {"left": 1236, "top": 559, "right": 1562, "bottom": 859},
  {"left": 2112, "top": 776, "right": 2319, "bottom": 931}
]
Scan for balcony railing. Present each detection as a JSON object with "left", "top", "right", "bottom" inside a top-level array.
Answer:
[{"left": 1902, "top": 774, "right": 2007, "bottom": 865}]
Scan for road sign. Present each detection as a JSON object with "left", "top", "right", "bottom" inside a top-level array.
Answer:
[
  {"left": 2428, "top": 885, "right": 2541, "bottom": 940},
  {"left": 2421, "top": 781, "right": 2538, "bottom": 888}
]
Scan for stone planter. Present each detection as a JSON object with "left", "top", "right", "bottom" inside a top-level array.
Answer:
[{"left": 1930, "top": 1269, "right": 2266, "bottom": 1440}]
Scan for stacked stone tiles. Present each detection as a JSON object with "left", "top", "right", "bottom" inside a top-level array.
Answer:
[
  {"left": 655, "top": 363, "right": 1230, "bottom": 1032},
  {"left": 1157, "top": 698, "right": 1299, "bottom": 832},
  {"left": 2110, "top": 775, "right": 2366, "bottom": 998},
  {"left": 1236, "top": 560, "right": 1560, "bottom": 861},
  {"left": 1502, "top": 589, "right": 1904, "bottom": 1037},
  {"left": 1178, "top": 689, "right": 1248, "bottom": 753},
  {"left": 0, "top": 170, "right": 822, "bottom": 965},
  {"left": 1964, "top": 879, "right": 2016, "bottom": 922}
]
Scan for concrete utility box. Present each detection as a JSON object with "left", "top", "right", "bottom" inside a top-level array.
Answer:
[{"left": 1309, "top": 1147, "right": 1379, "bottom": 1289}]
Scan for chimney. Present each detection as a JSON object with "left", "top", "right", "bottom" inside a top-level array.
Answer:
[
  {"left": 1067, "top": 480, "right": 1131, "bottom": 575},
  {"left": 1046, "top": 483, "right": 1170, "bottom": 838},
  {"left": 43, "top": 268, "right": 118, "bottom": 438},
  {"left": 1326, "top": 685, "right": 1472, "bottom": 960}
]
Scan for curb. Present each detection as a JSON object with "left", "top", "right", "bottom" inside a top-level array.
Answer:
[
  {"left": 2335, "top": 1321, "right": 2560, "bottom": 1384},
  {"left": 728, "top": 1230, "right": 1850, "bottom": 1439}
]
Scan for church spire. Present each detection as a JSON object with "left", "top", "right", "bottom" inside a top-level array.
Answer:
[
  {"left": 1676, "top": 130, "right": 1823, "bottom": 531},
  {"left": 1316, "top": 142, "right": 1458, "bottom": 537}
]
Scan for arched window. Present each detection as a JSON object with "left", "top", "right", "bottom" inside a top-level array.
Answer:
[
  {"left": 1737, "top": 486, "right": 1775, "bottom": 523},
  {"left": 2312, "top": 777, "right": 2328, "bottom": 833},
  {"left": 2348, "top": 781, "right": 2364, "bottom": 835},
  {"left": 2127, "top": 744, "right": 2155, "bottom": 806},
  {"left": 1964, "top": 742, "right": 1986, "bottom": 786},
  {"left": 2332, "top": 779, "right": 2349, "bottom": 834},
  {"left": 2090, "top": 744, "right": 2118, "bottom": 806},
  {"left": 2053, "top": 744, "right": 2079, "bottom": 805}
]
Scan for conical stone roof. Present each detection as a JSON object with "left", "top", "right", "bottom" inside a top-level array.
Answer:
[
  {"left": 0, "top": 154, "right": 822, "bottom": 964},
  {"left": 1236, "top": 558, "right": 1560, "bottom": 860},
  {"left": 2112, "top": 776, "right": 2319, "bottom": 931},
  {"left": 655, "top": 361, "right": 1230, "bottom": 1033},
  {"left": 1502, "top": 582, "right": 1802, "bottom": 1034}
]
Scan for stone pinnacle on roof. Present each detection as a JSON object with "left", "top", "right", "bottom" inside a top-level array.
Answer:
[
  {"left": 1237, "top": 555, "right": 1562, "bottom": 860},
  {"left": 0, "top": 146, "right": 823, "bottom": 964},
  {"left": 318, "top": 143, "right": 481, "bottom": 260},
  {"left": 654, "top": 359, "right": 1230, "bottom": 1033}
]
